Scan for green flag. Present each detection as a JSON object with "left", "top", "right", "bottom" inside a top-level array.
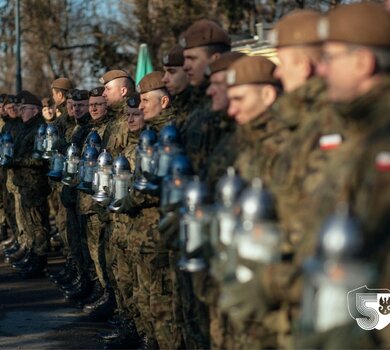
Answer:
[{"left": 135, "top": 43, "right": 154, "bottom": 85}]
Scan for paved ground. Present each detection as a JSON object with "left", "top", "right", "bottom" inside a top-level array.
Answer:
[{"left": 0, "top": 252, "right": 111, "bottom": 349}]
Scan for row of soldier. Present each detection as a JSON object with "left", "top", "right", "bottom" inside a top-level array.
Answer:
[{"left": 0, "top": 2, "right": 389, "bottom": 349}]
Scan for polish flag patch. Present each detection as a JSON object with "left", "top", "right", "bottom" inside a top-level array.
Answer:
[
  {"left": 319, "top": 134, "right": 342, "bottom": 150},
  {"left": 376, "top": 152, "right": 390, "bottom": 172}
]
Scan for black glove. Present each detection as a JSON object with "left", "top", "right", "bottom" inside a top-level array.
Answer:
[
  {"left": 2, "top": 156, "right": 14, "bottom": 168},
  {"left": 219, "top": 264, "right": 269, "bottom": 327},
  {"left": 158, "top": 209, "right": 181, "bottom": 251}
]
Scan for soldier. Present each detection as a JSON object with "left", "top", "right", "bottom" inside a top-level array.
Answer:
[
  {"left": 211, "top": 55, "right": 281, "bottom": 349},
  {"left": 93, "top": 70, "right": 135, "bottom": 339},
  {"left": 99, "top": 95, "right": 144, "bottom": 349},
  {"left": 2, "top": 94, "right": 23, "bottom": 261},
  {"left": 41, "top": 97, "right": 56, "bottom": 123},
  {"left": 80, "top": 87, "right": 117, "bottom": 321},
  {"left": 51, "top": 77, "right": 73, "bottom": 119},
  {"left": 59, "top": 89, "right": 94, "bottom": 301},
  {"left": 0, "top": 94, "right": 10, "bottom": 243},
  {"left": 162, "top": 44, "right": 191, "bottom": 131},
  {"left": 48, "top": 79, "right": 75, "bottom": 275},
  {"left": 292, "top": 3, "right": 390, "bottom": 348},
  {"left": 4, "top": 91, "right": 51, "bottom": 277},
  {"left": 180, "top": 19, "right": 231, "bottom": 174},
  {"left": 120, "top": 71, "right": 179, "bottom": 349}
]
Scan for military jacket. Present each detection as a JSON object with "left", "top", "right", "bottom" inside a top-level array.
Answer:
[
  {"left": 182, "top": 82, "right": 223, "bottom": 174},
  {"left": 125, "top": 108, "right": 175, "bottom": 254},
  {"left": 172, "top": 85, "right": 192, "bottom": 134},
  {"left": 1, "top": 115, "right": 22, "bottom": 139},
  {"left": 101, "top": 100, "right": 129, "bottom": 158},
  {"left": 201, "top": 114, "right": 237, "bottom": 190},
  {"left": 78, "top": 115, "right": 110, "bottom": 215},
  {"left": 12, "top": 114, "right": 50, "bottom": 203}
]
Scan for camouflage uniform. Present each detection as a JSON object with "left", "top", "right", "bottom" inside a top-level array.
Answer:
[
  {"left": 11, "top": 114, "right": 51, "bottom": 256},
  {"left": 78, "top": 114, "right": 110, "bottom": 288},
  {"left": 100, "top": 101, "right": 133, "bottom": 314},
  {"left": 108, "top": 131, "right": 140, "bottom": 327},
  {"left": 172, "top": 85, "right": 192, "bottom": 134},
  {"left": 2, "top": 116, "right": 23, "bottom": 244},
  {"left": 124, "top": 108, "right": 182, "bottom": 349},
  {"left": 52, "top": 107, "right": 75, "bottom": 253},
  {"left": 60, "top": 113, "right": 93, "bottom": 278},
  {"left": 290, "top": 77, "right": 390, "bottom": 350},
  {"left": 224, "top": 78, "right": 347, "bottom": 349},
  {"left": 182, "top": 82, "right": 223, "bottom": 175}
]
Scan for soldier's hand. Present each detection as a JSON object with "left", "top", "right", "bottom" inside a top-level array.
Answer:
[
  {"left": 219, "top": 264, "right": 269, "bottom": 326},
  {"left": 158, "top": 209, "right": 181, "bottom": 251},
  {"left": 2, "top": 156, "right": 14, "bottom": 168}
]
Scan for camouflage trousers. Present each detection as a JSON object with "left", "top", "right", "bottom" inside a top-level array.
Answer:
[
  {"left": 2, "top": 170, "right": 17, "bottom": 236},
  {"left": 49, "top": 182, "right": 69, "bottom": 254},
  {"left": 133, "top": 252, "right": 182, "bottom": 349},
  {"left": 50, "top": 182, "right": 68, "bottom": 253},
  {"left": 86, "top": 213, "right": 109, "bottom": 288},
  {"left": 107, "top": 215, "right": 138, "bottom": 320},
  {"left": 66, "top": 206, "right": 93, "bottom": 277},
  {"left": 7, "top": 173, "right": 26, "bottom": 244},
  {"left": 170, "top": 252, "right": 209, "bottom": 349},
  {"left": 19, "top": 195, "right": 50, "bottom": 255}
]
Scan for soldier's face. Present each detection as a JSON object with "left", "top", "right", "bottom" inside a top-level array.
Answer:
[
  {"left": 319, "top": 42, "right": 363, "bottom": 102},
  {"left": 227, "top": 84, "right": 268, "bottom": 125},
  {"left": 51, "top": 88, "right": 65, "bottom": 106},
  {"left": 66, "top": 99, "right": 75, "bottom": 117},
  {"left": 4, "top": 103, "right": 18, "bottom": 118},
  {"left": 139, "top": 90, "right": 165, "bottom": 120},
  {"left": 206, "top": 71, "right": 229, "bottom": 112},
  {"left": 42, "top": 106, "right": 55, "bottom": 121},
  {"left": 72, "top": 99, "right": 89, "bottom": 119},
  {"left": 162, "top": 66, "right": 189, "bottom": 96},
  {"left": 274, "top": 47, "right": 308, "bottom": 93},
  {"left": 103, "top": 80, "right": 127, "bottom": 106},
  {"left": 20, "top": 104, "right": 38, "bottom": 123},
  {"left": 126, "top": 107, "right": 144, "bottom": 132},
  {"left": 89, "top": 96, "right": 107, "bottom": 120},
  {"left": 183, "top": 47, "right": 211, "bottom": 86}
]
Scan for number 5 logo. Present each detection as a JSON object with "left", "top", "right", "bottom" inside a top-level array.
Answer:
[{"left": 348, "top": 285, "right": 390, "bottom": 330}]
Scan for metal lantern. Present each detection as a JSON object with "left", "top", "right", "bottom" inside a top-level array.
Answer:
[
  {"left": 300, "top": 204, "right": 373, "bottom": 334},
  {"left": 132, "top": 127, "right": 159, "bottom": 192},
  {"left": 86, "top": 129, "right": 102, "bottom": 152},
  {"left": 178, "top": 177, "right": 210, "bottom": 273},
  {"left": 62, "top": 143, "right": 81, "bottom": 186},
  {"left": 108, "top": 154, "right": 132, "bottom": 212},
  {"left": 211, "top": 167, "right": 245, "bottom": 248},
  {"left": 160, "top": 154, "right": 193, "bottom": 207},
  {"left": 234, "top": 178, "right": 279, "bottom": 264},
  {"left": 153, "top": 123, "right": 182, "bottom": 178},
  {"left": 92, "top": 149, "right": 113, "bottom": 204},
  {"left": 76, "top": 145, "right": 99, "bottom": 193},
  {"left": 47, "top": 149, "right": 65, "bottom": 181},
  {"left": 0, "top": 131, "right": 14, "bottom": 165},
  {"left": 42, "top": 124, "right": 59, "bottom": 159},
  {"left": 32, "top": 123, "right": 47, "bottom": 159}
]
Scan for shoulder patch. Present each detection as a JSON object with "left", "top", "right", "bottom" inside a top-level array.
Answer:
[
  {"left": 376, "top": 151, "right": 390, "bottom": 172},
  {"left": 319, "top": 134, "right": 342, "bottom": 150}
]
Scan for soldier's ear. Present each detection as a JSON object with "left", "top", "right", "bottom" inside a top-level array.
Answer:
[
  {"left": 209, "top": 52, "right": 221, "bottom": 63},
  {"left": 160, "top": 95, "right": 170, "bottom": 109},
  {"left": 261, "top": 85, "right": 277, "bottom": 108},
  {"left": 120, "top": 87, "right": 128, "bottom": 98}
]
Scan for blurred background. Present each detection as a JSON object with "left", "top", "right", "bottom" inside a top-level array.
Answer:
[{"left": 0, "top": 0, "right": 370, "bottom": 96}]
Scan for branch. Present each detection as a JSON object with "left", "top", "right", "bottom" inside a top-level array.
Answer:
[{"left": 50, "top": 43, "right": 95, "bottom": 51}]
